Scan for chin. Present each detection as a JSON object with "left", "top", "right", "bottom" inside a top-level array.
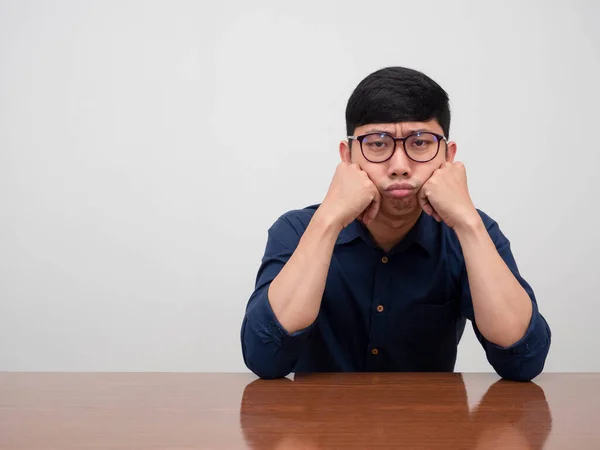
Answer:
[{"left": 383, "top": 196, "right": 418, "bottom": 215}]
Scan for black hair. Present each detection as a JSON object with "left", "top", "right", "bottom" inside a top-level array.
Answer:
[{"left": 345, "top": 66, "right": 451, "bottom": 138}]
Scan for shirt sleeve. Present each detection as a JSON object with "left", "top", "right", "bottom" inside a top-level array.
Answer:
[
  {"left": 240, "top": 216, "right": 316, "bottom": 379},
  {"left": 459, "top": 212, "right": 552, "bottom": 382}
]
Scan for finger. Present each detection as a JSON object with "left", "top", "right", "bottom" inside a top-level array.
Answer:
[
  {"left": 360, "top": 175, "right": 381, "bottom": 225},
  {"left": 419, "top": 198, "right": 434, "bottom": 216},
  {"left": 417, "top": 187, "right": 434, "bottom": 216},
  {"left": 420, "top": 199, "right": 434, "bottom": 217},
  {"left": 361, "top": 204, "right": 373, "bottom": 225},
  {"left": 432, "top": 210, "right": 442, "bottom": 222},
  {"left": 367, "top": 188, "right": 381, "bottom": 221},
  {"left": 362, "top": 198, "right": 379, "bottom": 225}
]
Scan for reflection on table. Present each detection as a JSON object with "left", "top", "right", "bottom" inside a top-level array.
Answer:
[{"left": 240, "top": 373, "right": 551, "bottom": 449}]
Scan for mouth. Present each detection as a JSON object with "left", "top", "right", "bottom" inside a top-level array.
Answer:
[{"left": 385, "top": 183, "right": 416, "bottom": 199}]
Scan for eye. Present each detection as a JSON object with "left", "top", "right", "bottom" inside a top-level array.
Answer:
[
  {"left": 406, "top": 133, "right": 438, "bottom": 151},
  {"left": 363, "top": 134, "right": 393, "bottom": 150}
]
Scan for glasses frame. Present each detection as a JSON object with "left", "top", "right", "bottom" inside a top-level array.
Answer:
[{"left": 347, "top": 131, "right": 448, "bottom": 163}]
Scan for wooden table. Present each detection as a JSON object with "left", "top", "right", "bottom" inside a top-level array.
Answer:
[{"left": 1, "top": 372, "right": 598, "bottom": 449}]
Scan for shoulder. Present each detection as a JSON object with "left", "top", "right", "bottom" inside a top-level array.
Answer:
[
  {"left": 268, "top": 204, "right": 320, "bottom": 240},
  {"left": 473, "top": 209, "right": 507, "bottom": 244},
  {"left": 440, "top": 208, "right": 506, "bottom": 254},
  {"left": 276, "top": 204, "right": 319, "bottom": 229},
  {"left": 475, "top": 209, "right": 499, "bottom": 231},
  {"left": 441, "top": 209, "right": 499, "bottom": 237}
]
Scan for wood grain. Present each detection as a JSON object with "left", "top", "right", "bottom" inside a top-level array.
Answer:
[{"left": 0, "top": 372, "right": 598, "bottom": 449}]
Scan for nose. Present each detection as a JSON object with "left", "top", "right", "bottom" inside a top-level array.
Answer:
[{"left": 387, "top": 144, "right": 412, "bottom": 179}]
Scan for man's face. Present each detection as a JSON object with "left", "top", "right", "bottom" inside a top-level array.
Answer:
[{"left": 341, "top": 120, "right": 457, "bottom": 219}]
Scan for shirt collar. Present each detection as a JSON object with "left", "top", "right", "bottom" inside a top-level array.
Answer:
[
  {"left": 336, "top": 219, "right": 363, "bottom": 244},
  {"left": 336, "top": 211, "right": 437, "bottom": 255}
]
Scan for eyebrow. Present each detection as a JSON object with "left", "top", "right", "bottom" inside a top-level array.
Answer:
[{"left": 361, "top": 128, "right": 435, "bottom": 137}]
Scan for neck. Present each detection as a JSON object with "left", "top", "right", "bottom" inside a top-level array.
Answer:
[{"left": 366, "top": 207, "right": 422, "bottom": 252}]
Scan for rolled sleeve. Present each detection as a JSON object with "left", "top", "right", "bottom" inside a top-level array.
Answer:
[
  {"left": 461, "top": 211, "right": 552, "bottom": 382},
  {"left": 241, "top": 216, "right": 315, "bottom": 379},
  {"left": 242, "top": 287, "right": 315, "bottom": 379},
  {"left": 475, "top": 300, "right": 551, "bottom": 381}
]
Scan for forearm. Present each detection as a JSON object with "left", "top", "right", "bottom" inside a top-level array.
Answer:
[
  {"left": 268, "top": 207, "right": 341, "bottom": 334},
  {"left": 456, "top": 218, "right": 533, "bottom": 348}
]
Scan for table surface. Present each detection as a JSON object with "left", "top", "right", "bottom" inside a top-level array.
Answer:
[{"left": 1, "top": 372, "right": 599, "bottom": 449}]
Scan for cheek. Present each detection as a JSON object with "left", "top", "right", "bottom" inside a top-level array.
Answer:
[
  {"left": 420, "top": 159, "right": 444, "bottom": 179},
  {"left": 412, "top": 166, "right": 435, "bottom": 183},
  {"left": 362, "top": 166, "right": 387, "bottom": 185}
]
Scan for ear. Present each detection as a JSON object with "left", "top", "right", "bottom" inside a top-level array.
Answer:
[
  {"left": 445, "top": 140, "right": 457, "bottom": 163},
  {"left": 339, "top": 140, "right": 352, "bottom": 163}
]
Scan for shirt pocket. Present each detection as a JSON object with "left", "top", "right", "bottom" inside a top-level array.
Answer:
[
  {"left": 401, "top": 300, "right": 460, "bottom": 348},
  {"left": 408, "top": 300, "right": 458, "bottom": 325}
]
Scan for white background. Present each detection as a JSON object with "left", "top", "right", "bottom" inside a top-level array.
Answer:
[{"left": 1, "top": 0, "right": 599, "bottom": 372}]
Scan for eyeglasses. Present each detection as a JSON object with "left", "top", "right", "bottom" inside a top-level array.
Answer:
[{"left": 347, "top": 131, "right": 447, "bottom": 163}]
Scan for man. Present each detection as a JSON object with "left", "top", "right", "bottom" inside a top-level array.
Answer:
[{"left": 240, "top": 66, "right": 551, "bottom": 381}]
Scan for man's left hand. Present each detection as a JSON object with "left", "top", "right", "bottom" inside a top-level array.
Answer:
[{"left": 417, "top": 161, "right": 480, "bottom": 230}]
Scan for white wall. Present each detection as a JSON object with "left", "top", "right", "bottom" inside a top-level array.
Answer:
[{"left": 1, "top": 0, "right": 598, "bottom": 372}]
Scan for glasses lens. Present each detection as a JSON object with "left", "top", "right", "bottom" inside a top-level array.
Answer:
[
  {"left": 361, "top": 133, "right": 395, "bottom": 162},
  {"left": 405, "top": 132, "right": 440, "bottom": 162}
]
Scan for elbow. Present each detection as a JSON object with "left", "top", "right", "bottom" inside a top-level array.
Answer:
[
  {"left": 243, "top": 355, "right": 291, "bottom": 380},
  {"left": 497, "top": 364, "right": 544, "bottom": 382},
  {"left": 495, "top": 345, "right": 550, "bottom": 382},
  {"left": 240, "top": 310, "right": 302, "bottom": 380},
  {"left": 251, "top": 367, "right": 289, "bottom": 380},
  {"left": 494, "top": 310, "right": 552, "bottom": 382},
  {"left": 241, "top": 335, "right": 293, "bottom": 380}
]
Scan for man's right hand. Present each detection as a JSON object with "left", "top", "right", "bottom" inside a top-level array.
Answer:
[
  {"left": 319, "top": 162, "right": 381, "bottom": 230},
  {"left": 260, "top": 162, "right": 380, "bottom": 338}
]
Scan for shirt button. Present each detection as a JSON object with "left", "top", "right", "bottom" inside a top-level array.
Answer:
[
  {"left": 371, "top": 348, "right": 379, "bottom": 355},
  {"left": 376, "top": 305, "right": 384, "bottom": 312},
  {"left": 381, "top": 256, "right": 389, "bottom": 264}
]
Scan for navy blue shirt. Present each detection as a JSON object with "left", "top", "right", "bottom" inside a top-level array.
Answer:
[{"left": 241, "top": 205, "right": 551, "bottom": 381}]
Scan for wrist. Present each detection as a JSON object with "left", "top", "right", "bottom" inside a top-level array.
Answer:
[
  {"left": 313, "top": 206, "right": 344, "bottom": 236},
  {"left": 453, "top": 211, "right": 485, "bottom": 238}
]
